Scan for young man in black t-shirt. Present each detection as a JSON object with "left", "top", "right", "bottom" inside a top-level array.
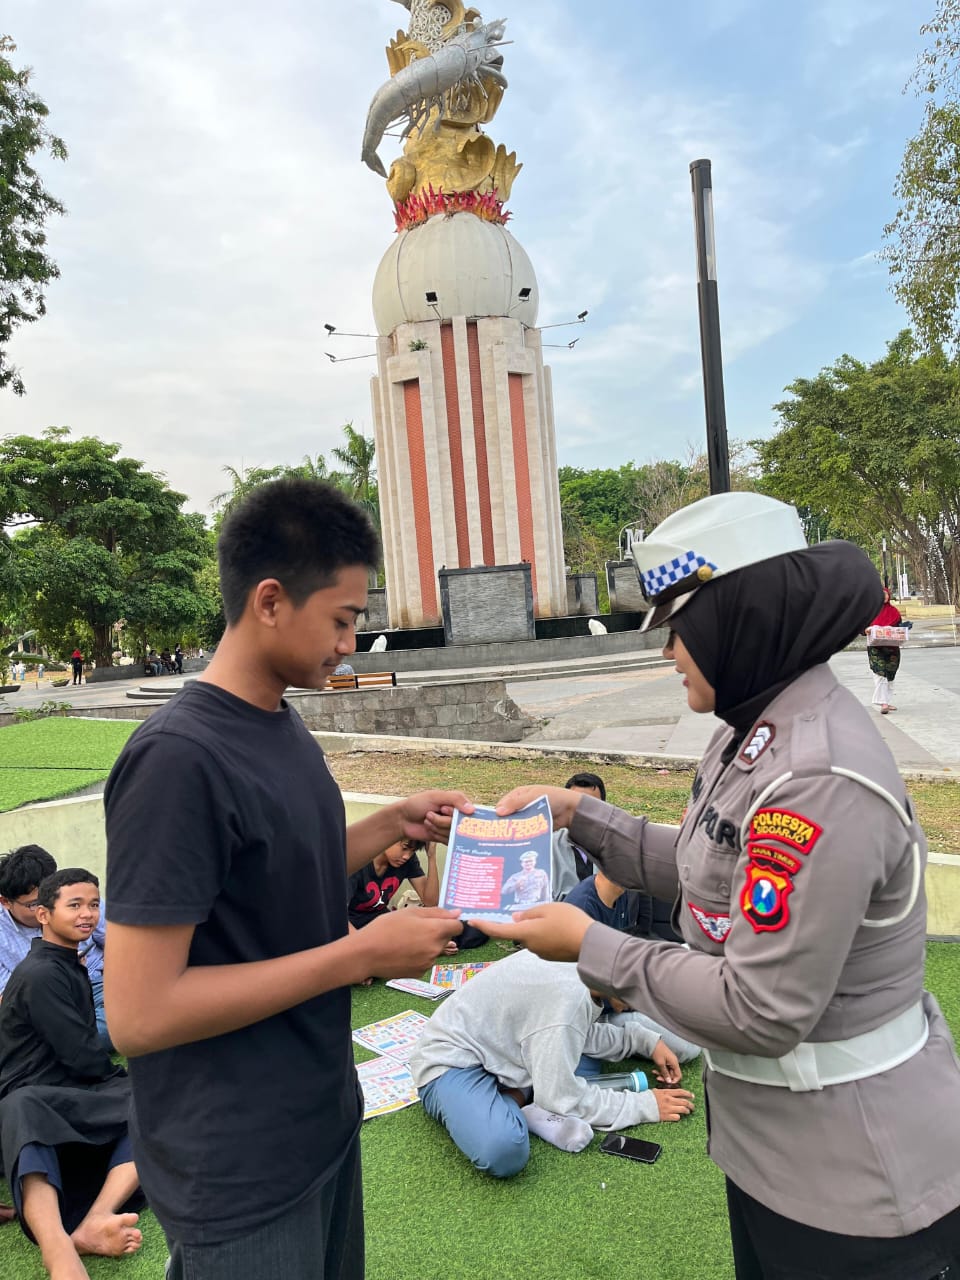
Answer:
[{"left": 103, "top": 479, "right": 467, "bottom": 1280}]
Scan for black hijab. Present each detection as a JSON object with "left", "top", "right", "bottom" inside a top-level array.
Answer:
[{"left": 669, "top": 541, "right": 883, "bottom": 742}]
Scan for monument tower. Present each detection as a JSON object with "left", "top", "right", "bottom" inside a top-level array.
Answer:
[{"left": 362, "top": 0, "right": 567, "bottom": 631}]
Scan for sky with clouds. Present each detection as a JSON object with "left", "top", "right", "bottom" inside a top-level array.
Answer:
[{"left": 2, "top": 0, "right": 933, "bottom": 517}]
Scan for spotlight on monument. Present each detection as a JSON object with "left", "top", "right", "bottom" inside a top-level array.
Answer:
[
  {"left": 324, "top": 351, "right": 377, "bottom": 363},
  {"left": 324, "top": 324, "right": 379, "bottom": 338},
  {"left": 518, "top": 287, "right": 532, "bottom": 300},
  {"left": 539, "top": 310, "right": 591, "bottom": 332},
  {"left": 424, "top": 289, "right": 442, "bottom": 319}
]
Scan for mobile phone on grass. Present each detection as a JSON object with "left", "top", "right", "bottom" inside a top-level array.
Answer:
[{"left": 599, "top": 1134, "right": 662, "bottom": 1164}]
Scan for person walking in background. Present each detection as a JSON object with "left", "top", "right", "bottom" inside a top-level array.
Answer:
[
  {"left": 866, "top": 585, "right": 903, "bottom": 715},
  {"left": 70, "top": 649, "right": 84, "bottom": 686},
  {"left": 174, "top": 645, "right": 184, "bottom": 675}
]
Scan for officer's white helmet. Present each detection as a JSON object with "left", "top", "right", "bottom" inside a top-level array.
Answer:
[{"left": 632, "top": 492, "right": 808, "bottom": 633}]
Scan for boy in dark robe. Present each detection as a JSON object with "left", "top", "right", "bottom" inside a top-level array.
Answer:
[{"left": 0, "top": 868, "right": 142, "bottom": 1279}]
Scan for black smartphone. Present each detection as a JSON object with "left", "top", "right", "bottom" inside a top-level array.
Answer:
[{"left": 600, "top": 1134, "right": 662, "bottom": 1164}]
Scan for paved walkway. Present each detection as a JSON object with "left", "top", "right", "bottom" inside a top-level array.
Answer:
[
  {"left": 508, "top": 648, "right": 960, "bottom": 775},
  {"left": 4, "top": 644, "right": 959, "bottom": 776}
]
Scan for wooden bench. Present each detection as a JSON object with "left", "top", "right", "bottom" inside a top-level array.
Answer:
[{"left": 326, "top": 671, "right": 397, "bottom": 691}]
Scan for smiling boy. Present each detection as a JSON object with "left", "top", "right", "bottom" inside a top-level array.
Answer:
[
  {"left": 0, "top": 869, "right": 141, "bottom": 1279},
  {"left": 103, "top": 479, "right": 466, "bottom": 1280}
]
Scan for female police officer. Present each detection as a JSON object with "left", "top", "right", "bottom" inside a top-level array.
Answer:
[{"left": 478, "top": 492, "right": 960, "bottom": 1280}]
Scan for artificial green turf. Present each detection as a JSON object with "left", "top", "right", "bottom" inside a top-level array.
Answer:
[
  {"left": 3, "top": 941, "right": 959, "bottom": 1280},
  {"left": 0, "top": 719, "right": 140, "bottom": 812}
]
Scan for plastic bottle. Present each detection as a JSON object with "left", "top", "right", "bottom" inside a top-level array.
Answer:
[{"left": 583, "top": 1069, "right": 649, "bottom": 1092}]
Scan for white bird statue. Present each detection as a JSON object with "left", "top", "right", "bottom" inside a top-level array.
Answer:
[
  {"left": 587, "top": 618, "right": 607, "bottom": 636},
  {"left": 370, "top": 634, "right": 388, "bottom": 652}
]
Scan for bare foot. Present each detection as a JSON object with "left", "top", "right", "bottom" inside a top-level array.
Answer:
[
  {"left": 71, "top": 1211, "right": 143, "bottom": 1258},
  {"left": 0, "top": 1201, "right": 15, "bottom": 1224}
]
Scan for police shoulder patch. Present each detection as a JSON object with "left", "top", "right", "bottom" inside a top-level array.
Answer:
[
  {"left": 747, "top": 807, "right": 823, "bottom": 854},
  {"left": 739, "top": 721, "right": 775, "bottom": 765},
  {"left": 688, "top": 903, "right": 732, "bottom": 943},
  {"left": 745, "top": 843, "right": 802, "bottom": 876},
  {"left": 740, "top": 862, "right": 793, "bottom": 933}
]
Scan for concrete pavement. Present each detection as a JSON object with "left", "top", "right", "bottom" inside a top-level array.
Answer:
[
  {"left": 3, "top": 646, "right": 959, "bottom": 776},
  {"left": 508, "top": 648, "right": 960, "bottom": 775}
]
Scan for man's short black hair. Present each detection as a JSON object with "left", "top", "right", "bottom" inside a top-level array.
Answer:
[
  {"left": 0, "top": 845, "right": 57, "bottom": 899},
  {"left": 37, "top": 868, "right": 100, "bottom": 910},
  {"left": 565, "top": 772, "right": 606, "bottom": 802},
  {"left": 217, "top": 478, "right": 381, "bottom": 626}
]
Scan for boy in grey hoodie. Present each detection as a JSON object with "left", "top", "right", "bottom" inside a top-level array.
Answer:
[{"left": 408, "top": 949, "right": 695, "bottom": 1177}]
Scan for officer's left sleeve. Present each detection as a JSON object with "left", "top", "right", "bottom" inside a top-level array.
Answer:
[{"left": 578, "top": 773, "right": 911, "bottom": 1057}]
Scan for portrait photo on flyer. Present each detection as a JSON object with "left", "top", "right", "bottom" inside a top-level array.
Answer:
[{"left": 439, "top": 796, "right": 554, "bottom": 923}]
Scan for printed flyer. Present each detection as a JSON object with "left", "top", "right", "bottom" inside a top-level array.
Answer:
[
  {"left": 429, "top": 960, "right": 495, "bottom": 989},
  {"left": 352, "top": 1009, "right": 430, "bottom": 1064},
  {"left": 384, "top": 977, "right": 449, "bottom": 1001},
  {"left": 439, "top": 796, "right": 553, "bottom": 924},
  {"left": 356, "top": 1056, "right": 420, "bottom": 1120}
]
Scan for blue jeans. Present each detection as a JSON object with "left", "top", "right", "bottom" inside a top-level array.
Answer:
[
  {"left": 165, "top": 1137, "right": 363, "bottom": 1280},
  {"left": 88, "top": 977, "right": 113, "bottom": 1053},
  {"left": 418, "top": 1065, "right": 530, "bottom": 1178}
]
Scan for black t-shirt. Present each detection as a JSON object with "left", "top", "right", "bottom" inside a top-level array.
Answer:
[
  {"left": 347, "top": 854, "right": 425, "bottom": 928},
  {"left": 104, "top": 682, "right": 360, "bottom": 1245}
]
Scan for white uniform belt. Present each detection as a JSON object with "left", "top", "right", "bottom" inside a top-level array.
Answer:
[{"left": 703, "top": 1001, "right": 928, "bottom": 1092}]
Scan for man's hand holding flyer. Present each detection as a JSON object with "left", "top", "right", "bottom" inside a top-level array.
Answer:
[{"left": 439, "top": 796, "right": 553, "bottom": 923}]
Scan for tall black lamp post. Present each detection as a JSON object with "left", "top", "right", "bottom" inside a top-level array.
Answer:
[{"left": 690, "top": 159, "right": 730, "bottom": 494}]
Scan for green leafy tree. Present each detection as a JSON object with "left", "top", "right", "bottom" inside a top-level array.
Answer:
[
  {"left": 0, "top": 36, "right": 67, "bottom": 395},
  {"left": 754, "top": 331, "right": 960, "bottom": 602},
  {"left": 0, "top": 429, "right": 210, "bottom": 664},
  {"left": 211, "top": 462, "right": 287, "bottom": 521},
  {"left": 331, "top": 423, "right": 378, "bottom": 523},
  {"left": 882, "top": 1, "right": 960, "bottom": 348}
]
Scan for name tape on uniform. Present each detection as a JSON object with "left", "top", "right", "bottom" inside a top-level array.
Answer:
[{"left": 747, "top": 807, "right": 822, "bottom": 855}]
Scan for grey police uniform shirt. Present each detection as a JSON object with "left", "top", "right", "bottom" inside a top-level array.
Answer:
[{"left": 573, "top": 662, "right": 960, "bottom": 1237}]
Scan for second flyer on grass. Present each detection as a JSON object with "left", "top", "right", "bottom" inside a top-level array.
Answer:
[{"left": 439, "top": 796, "right": 553, "bottom": 924}]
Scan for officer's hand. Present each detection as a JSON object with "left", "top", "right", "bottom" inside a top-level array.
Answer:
[
  {"left": 360, "top": 908, "right": 463, "bottom": 979},
  {"left": 655, "top": 1088, "right": 695, "bottom": 1121},
  {"left": 495, "top": 785, "right": 584, "bottom": 830},
  {"left": 651, "top": 1039, "right": 682, "bottom": 1085},
  {"left": 471, "top": 903, "right": 593, "bottom": 961}
]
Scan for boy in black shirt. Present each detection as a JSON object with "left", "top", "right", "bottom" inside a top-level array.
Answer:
[
  {"left": 347, "top": 837, "right": 438, "bottom": 928},
  {"left": 0, "top": 868, "right": 141, "bottom": 1278},
  {"left": 104, "top": 479, "right": 467, "bottom": 1280}
]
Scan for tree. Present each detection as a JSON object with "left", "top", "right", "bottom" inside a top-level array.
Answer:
[
  {"left": 754, "top": 331, "right": 960, "bottom": 602},
  {"left": 0, "top": 37, "right": 67, "bottom": 395},
  {"left": 882, "top": 2, "right": 960, "bottom": 349},
  {"left": 331, "top": 423, "right": 378, "bottom": 524},
  {"left": 0, "top": 429, "right": 211, "bottom": 664},
  {"left": 211, "top": 462, "right": 287, "bottom": 520}
]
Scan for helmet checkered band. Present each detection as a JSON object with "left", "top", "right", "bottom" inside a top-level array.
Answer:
[{"left": 641, "top": 551, "right": 716, "bottom": 601}]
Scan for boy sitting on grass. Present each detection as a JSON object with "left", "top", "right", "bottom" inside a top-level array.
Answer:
[
  {"left": 0, "top": 868, "right": 142, "bottom": 1280},
  {"left": 408, "top": 948, "right": 695, "bottom": 1178},
  {"left": 347, "top": 838, "right": 439, "bottom": 927}
]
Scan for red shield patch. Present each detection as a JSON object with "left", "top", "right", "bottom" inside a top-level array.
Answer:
[{"left": 740, "top": 863, "right": 793, "bottom": 934}]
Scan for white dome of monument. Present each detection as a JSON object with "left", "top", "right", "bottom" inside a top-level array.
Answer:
[{"left": 372, "top": 212, "right": 539, "bottom": 336}]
